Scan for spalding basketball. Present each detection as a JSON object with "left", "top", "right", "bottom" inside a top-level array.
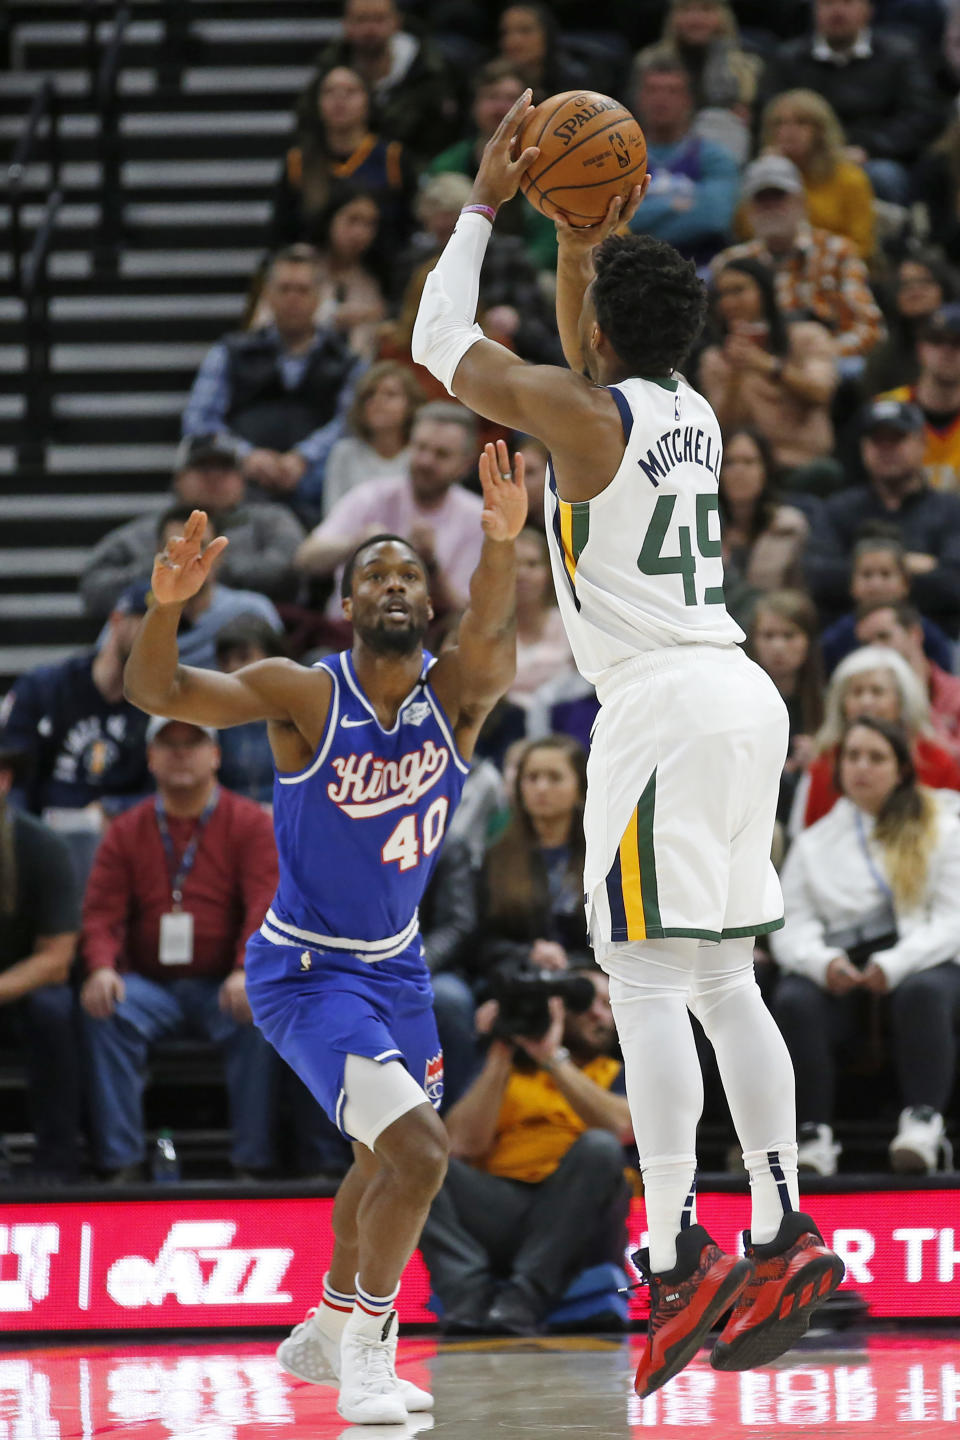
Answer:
[{"left": 518, "top": 91, "right": 647, "bottom": 226}]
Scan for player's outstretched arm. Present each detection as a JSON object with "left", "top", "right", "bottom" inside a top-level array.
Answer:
[
  {"left": 431, "top": 442, "right": 527, "bottom": 756},
  {"left": 123, "top": 509, "right": 318, "bottom": 729},
  {"left": 411, "top": 91, "right": 641, "bottom": 489}
]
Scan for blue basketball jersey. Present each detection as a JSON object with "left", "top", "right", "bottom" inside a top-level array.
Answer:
[{"left": 260, "top": 649, "right": 469, "bottom": 963}]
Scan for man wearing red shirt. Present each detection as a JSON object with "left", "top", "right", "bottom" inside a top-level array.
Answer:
[
  {"left": 855, "top": 600, "right": 960, "bottom": 762},
  {"left": 81, "top": 716, "right": 279, "bottom": 1180}
]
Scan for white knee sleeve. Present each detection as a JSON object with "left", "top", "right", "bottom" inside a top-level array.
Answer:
[{"left": 340, "top": 1056, "right": 431, "bottom": 1151}]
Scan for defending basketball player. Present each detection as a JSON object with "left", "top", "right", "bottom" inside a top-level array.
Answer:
[
  {"left": 412, "top": 90, "right": 844, "bottom": 1396},
  {"left": 122, "top": 444, "right": 526, "bottom": 1425}
]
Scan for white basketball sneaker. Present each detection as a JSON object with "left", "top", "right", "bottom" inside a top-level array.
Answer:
[
  {"left": 889, "top": 1106, "right": 953, "bottom": 1174},
  {"left": 796, "top": 1122, "right": 841, "bottom": 1177},
  {"left": 277, "top": 1307, "right": 340, "bottom": 1387},
  {"left": 338, "top": 1310, "right": 408, "bottom": 1425},
  {"left": 278, "top": 1306, "right": 433, "bottom": 1413}
]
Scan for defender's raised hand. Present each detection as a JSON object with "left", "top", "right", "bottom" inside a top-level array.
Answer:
[
  {"left": 151, "top": 508, "right": 229, "bottom": 606},
  {"left": 478, "top": 439, "right": 528, "bottom": 542}
]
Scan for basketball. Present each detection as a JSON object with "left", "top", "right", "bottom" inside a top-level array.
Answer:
[{"left": 518, "top": 90, "right": 647, "bottom": 226}]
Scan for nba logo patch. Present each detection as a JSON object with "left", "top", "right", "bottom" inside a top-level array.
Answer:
[{"left": 424, "top": 1052, "right": 444, "bottom": 1108}]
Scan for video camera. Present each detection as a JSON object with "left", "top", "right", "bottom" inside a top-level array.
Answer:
[{"left": 488, "top": 962, "right": 596, "bottom": 1041}]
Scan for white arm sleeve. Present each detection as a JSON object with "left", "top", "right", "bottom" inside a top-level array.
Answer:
[{"left": 411, "top": 211, "right": 491, "bottom": 395}]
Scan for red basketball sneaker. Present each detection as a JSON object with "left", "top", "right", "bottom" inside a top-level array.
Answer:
[
  {"left": 632, "top": 1225, "right": 754, "bottom": 1399},
  {"left": 710, "top": 1212, "right": 846, "bottom": 1372}
]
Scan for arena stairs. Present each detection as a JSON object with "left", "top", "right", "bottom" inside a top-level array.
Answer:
[{"left": 0, "top": 0, "right": 343, "bottom": 688}]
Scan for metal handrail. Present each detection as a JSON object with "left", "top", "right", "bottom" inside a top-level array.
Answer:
[
  {"left": 94, "top": 2, "right": 131, "bottom": 270},
  {"left": 23, "top": 190, "right": 63, "bottom": 303},
  {"left": 96, "top": 2, "right": 131, "bottom": 111},
  {"left": 16, "top": 185, "right": 63, "bottom": 458},
  {"left": 7, "top": 79, "right": 60, "bottom": 295}
]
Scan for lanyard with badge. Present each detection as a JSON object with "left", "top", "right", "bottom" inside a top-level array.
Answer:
[
  {"left": 853, "top": 808, "right": 894, "bottom": 904},
  {"left": 851, "top": 807, "right": 899, "bottom": 963},
  {"left": 155, "top": 789, "right": 218, "bottom": 964}
]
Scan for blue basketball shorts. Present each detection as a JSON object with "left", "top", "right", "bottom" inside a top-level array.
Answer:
[{"left": 244, "top": 930, "right": 443, "bottom": 1144}]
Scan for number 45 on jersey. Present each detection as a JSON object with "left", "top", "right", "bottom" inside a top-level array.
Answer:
[{"left": 638, "top": 493, "right": 725, "bottom": 607}]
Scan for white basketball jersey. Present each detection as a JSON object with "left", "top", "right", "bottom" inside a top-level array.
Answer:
[{"left": 545, "top": 375, "right": 744, "bottom": 686}]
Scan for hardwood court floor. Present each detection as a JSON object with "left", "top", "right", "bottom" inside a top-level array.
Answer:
[{"left": 1, "top": 1329, "right": 958, "bottom": 1439}]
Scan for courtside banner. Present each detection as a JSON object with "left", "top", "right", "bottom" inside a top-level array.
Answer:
[{"left": 1, "top": 1191, "right": 958, "bottom": 1331}]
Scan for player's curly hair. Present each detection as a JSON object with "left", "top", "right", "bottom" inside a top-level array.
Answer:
[{"left": 592, "top": 232, "right": 707, "bottom": 377}]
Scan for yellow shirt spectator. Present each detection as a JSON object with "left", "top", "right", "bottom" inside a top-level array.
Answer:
[
  {"left": 482, "top": 1055, "right": 624, "bottom": 1184},
  {"left": 802, "top": 160, "right": 875, "bottom": 263}
]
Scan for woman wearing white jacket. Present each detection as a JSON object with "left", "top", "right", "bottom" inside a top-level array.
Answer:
[{"left": 772, "top": 716, "right": 960, "bottom": 1176}]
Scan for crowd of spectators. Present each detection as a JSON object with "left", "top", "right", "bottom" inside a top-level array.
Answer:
[{"left": 3, "top": 0, "right": 960, "bottom": 1241}]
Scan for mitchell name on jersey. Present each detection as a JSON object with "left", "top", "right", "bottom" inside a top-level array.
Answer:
[{"left": 637, "top": 423, "right": 723, "bottom": 489}]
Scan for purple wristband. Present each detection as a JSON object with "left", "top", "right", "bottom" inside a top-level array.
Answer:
[{"left": 461, "top": 203, "right": 497, "bottom": 224}]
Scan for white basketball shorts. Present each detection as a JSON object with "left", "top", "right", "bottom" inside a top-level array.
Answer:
[{"left": 584, "top": 644, "right": 789, "bottom": 947}]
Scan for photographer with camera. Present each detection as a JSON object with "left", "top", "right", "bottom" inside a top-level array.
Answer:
[
  {"left": 772, "top": 717, "right": 960, "bottom": 1178},
  {"left": 418, "top": 967, "right": 632, "bottom": 1338}
]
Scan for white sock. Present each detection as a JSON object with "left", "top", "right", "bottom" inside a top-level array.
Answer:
[
  {"left": 346, "top": 1275, "right": 399, "bottom": 1338},
  {"left": 316, "top": 1271, "right": 354, "bottom": 1335},
  {"left": 743, "top": 1145, "right": 800, "bottom": 1245},
  {"left": 643, "top": 1163, "right": 698, "bottom": 1272}
]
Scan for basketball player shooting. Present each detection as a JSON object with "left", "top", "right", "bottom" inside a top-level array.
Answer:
[
  {"left": 122, "top": 445, "right": 526, "bottom": 1426},
  {"left": 412, "top": 89, "right": 844, "bottom": 1397}
]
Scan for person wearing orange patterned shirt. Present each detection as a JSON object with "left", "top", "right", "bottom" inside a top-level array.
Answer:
[
  {"left": 879, "top": 304, "right": 960, "bottom": 493},
  {"left": 713, "top": 154, "right": 883, "bottom": 362}
]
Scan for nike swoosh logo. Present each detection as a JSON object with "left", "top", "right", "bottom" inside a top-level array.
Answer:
[{"left": 341, "top": 716, "right": 373, "bottom": 728}]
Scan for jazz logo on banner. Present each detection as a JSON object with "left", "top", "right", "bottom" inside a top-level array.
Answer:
[
  {"left": 106, "top": 1222, "right": 294, "bottom": 1308},
  {"left": 0, "top": 1226, "right": 59, "bottom": 1312}
]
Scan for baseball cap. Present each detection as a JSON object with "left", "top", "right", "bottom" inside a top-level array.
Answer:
[
  {"left": 741, "top": 154, "right": 804, "bottom": 200},
  {"left": 113, "top": 579, "right": 153, "bottom": 617},
  {"left": 860, "top": 398, "right": 925, "bottom": 435},
  {"left": 921, "top": 302, "right": 960, "bottom": 341},
  {"left": 174, "top": 433, "right": 245, "bottom": 473},
  {"left": 146, "top": 716, "right": 219, "bottom": 744}
]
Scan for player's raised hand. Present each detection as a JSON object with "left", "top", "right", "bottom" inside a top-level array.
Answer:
[
  {"left": 554, "top": 178, "right": 649, "bottom": 253},
  {"left": 151, "top": 509, "right": 229, "bottom": 607},
  {"left": 470, "top": 88, "right": 540, "bottom": 212},
  {"left": 478, "top": 439, "right": 528, "bottom": 542}
]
